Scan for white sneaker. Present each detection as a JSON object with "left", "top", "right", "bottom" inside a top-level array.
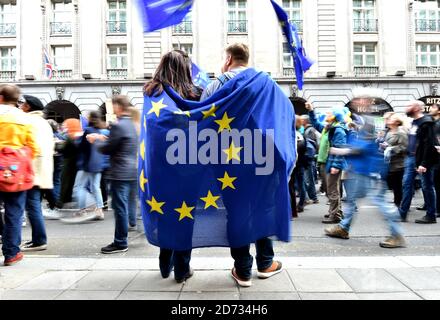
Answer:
[
  {"left": 61, "top": 209, "right": 97, "bottom": 224},
  {"left": 94, "top": 208, "right": 104, "bottom": 221},
  {"left": 43, "top": 208, "right": 62, "bottom": 220}
]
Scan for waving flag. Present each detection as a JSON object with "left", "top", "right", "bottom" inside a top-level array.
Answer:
[
  {"left": 191, "top": 62, "right": 211, "bottom": 89},
  {"left": 139, "top": 68, "right": 296, "bottom": 250},
  {"left": 43, "top": 47, "right": 54, "bottom": 80},
  {"left": 270, "top": 0, "right": 313, "bottom": 90},
  {"left": 135, "top": 0, "right": 194, "bottom": 33}
]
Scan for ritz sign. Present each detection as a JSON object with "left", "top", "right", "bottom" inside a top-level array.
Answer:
[{"left": 419, "top": 96, "right": 440, "bottom": 113}]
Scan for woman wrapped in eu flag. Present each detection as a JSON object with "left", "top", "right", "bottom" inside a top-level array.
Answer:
[{"left": 143, "top": 50, "right": 201, "bottom": 283}]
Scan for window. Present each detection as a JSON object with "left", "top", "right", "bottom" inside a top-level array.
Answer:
[
  {"left": 173, "top": 13, "right": 193, "bottom": 34},
  {"left": 108, "top": 45, "right": 127, "bottom": 69},
  {"left": 416, "top": 43, "right": 440, "bottom": 67},
  {"left": 283, "top": 43, "right": 293, "bottom": 67},
  {"left": 53, "top": 46, "right": 73, "bottom": 71},
  {"left": 354, "top": 43, "right": 376, "bottom": 66},
  {"left": 282, "top": 0, "right": 302, "bottom": 32},
  {"left": 415, "top": 0, "right": 440, "bottom": 32},
  {"left": 353, "top": 0, "right": 377, "bottom": 32},
  {"left": 227, "top": 0, "right": 247, "bottom": 33},
  {"left": 51, "top": 1, "right": 73, "bottom": 35},
  {"left": 173, "top": 43, "right": 193, "bottom": 58},
  {"left": 107, "top": 0, "right": 127, "bottom": 34},
  {"left": 0, "top": 3, "right": 16, "bottom": 37},
  {"left": 0, "top": 47, "right": 16, "bottom": 71}
]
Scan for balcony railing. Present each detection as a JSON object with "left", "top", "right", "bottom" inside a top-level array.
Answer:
[
  {"left": 353, "top": 19, "right": 378, "bottom": 32},
  {"left": 283, "top": 67, "right": 295, "bottom": 77},
  {"left": 0, "top": 71, "right": 16, "bottom": 81},
  {"left": 415, "top": 19, "right": 440, "bottom": 32},
  {"left": 227, "top": 20, "right": 248, "bottom": 33},
  {"left": 416, "top": 66, "right": 440, "bottom": 75},
  {"left": 107, "top": 69, "right": 128, "bottom": 79},
  {"left": 106, "top": 21, "right": 127, "bottom": 35},
  {"left": 53, "top": 69, "right": 73, "bottom": 79},
  {"left": 172, "top": 21, "right": 192, "bottom": 34},
  {"left": 289, "top": 20, "right": 303, "bottom": 33},
  {"left": 0, "top": 23, "right": 16, "bottom": 37},
  {"left": 50, "top": 22, "right": 72, "bottom": 36},
  {"left": 354, "top": 66, "right": 379, "bottom": 76}
]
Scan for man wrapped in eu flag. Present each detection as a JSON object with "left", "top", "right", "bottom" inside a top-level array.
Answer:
[{"left": 140, "top": 44, "right": 296, "bottom": 286}]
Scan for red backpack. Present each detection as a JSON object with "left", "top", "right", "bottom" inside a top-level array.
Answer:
[{"left": 0, "top": 147, "right": 34, "bottom": 193}]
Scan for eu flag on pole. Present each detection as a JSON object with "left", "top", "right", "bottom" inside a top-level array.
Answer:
[
  {"left": 138, "top": 69, "right": 296, "bottom": 250},
  {"left": 270, "top": 0, "right": 314, "bottom": 90},
  {"left": 135, "top": 0, "right": 194, "bottom": 33},
  {"left": 191, "top": 62, "right": 211, "bottom": 89}
]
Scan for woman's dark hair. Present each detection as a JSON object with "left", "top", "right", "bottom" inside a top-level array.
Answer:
[
  {"left": 88, "top": 111, "right": 103, "bottom": 129},
  {"left": 144, "top": 50, "right": 197, "bottom": 100}
]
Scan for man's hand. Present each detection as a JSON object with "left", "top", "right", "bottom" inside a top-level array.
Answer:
[
  {"left": 436, "top": 146, "right": 440, "bottom": 154},
  {"left": 417, "top": 166, "right": 427, "bottom": 174},
  {"left": 330, "top": 168, "right": 340, "bottom": 175},
  {"left": 86, "top": 134, "right": 107, "bottom": 144},
  {"left": 305, "top": 102, "right": 314, "bottom": 112}
]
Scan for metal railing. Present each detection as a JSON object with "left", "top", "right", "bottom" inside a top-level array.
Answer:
[
  {"left": 107, "top": 69, "right": 128, "bottom": 79},
  {"left": 172, "top": 21, "right": 192, "bottom": 34},
  {"left": 416, "top": 66, "right": 440, "bottom": 75},
  {"left": 354, "top": 66, "right": 379, "bottom": 76},
  {"left": 283, "top": 67, "right": 295, "bottom": 77},
  {"left": 0, "top": 71, "right": 16, "bottom": 81},
  {"left": 415, "top": 19, "right": 440, "bottom": 32},
  {"left": 227, "top": 20, "right": 248, "bottom": 33},
  {"left": 53, "top": 69, "right": 73, "bottom": 79},
  {"left": 106, "top": 21, "right": 127, "bottom": 34},
  {"left": 50, "top": 22, "right": 72, "bottom": 36},
  {"left": 289, "top": 20, "right": 303, "bottom": 33},
  {"left": 353, "top": 19, "right": 378, "bottom": 32},
  {"left": 0, "top": 23, "right": 16, "bottom": 37}
]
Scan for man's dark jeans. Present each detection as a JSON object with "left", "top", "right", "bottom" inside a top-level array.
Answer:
[
  {"left": 230, "top": 237, "right": 274, "bottom": 280},
  {"left": 111, "top": 180, "right": 137, "bottom": 248},
  {"left": 0, "top": 191, "right": 25, "bottom": 260},
  {"left": 304, "top": 161, "right": 318, "bottom": 201},
  {"left": 159, "top": 249, "right": 192, "bottom": 279},
  {"left": 25, "top": 187, "right": 47, "bottom": 246},
  {"left": 52, "top": 155, "right": 63, "bottom": 204}
]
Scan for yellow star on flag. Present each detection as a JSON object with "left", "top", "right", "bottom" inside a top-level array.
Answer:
[
  {"left": 175, "top": 202, "right": 195, "bottom": 221},
  {"left": 223, "top": 141, "right": 243, "bottom": 163},
  {"left": 143, "top": 116, "right": 147, "bottom": 131},
  {"left": 217, "top": 172, "right": 237, "bottom": 190},
  {"left": 174, "top": 110, "right": 191, "bottom": 117},
  {"left": 214, "top": 112, "right": 235, "bottom": 133},
  {"left": 139, "top": 169, "right": 148, "bottom": 193},
  {"left": 146, "top": 196, "right": 165, "bottom": 215},
  {"left": 202, "top": 104, "right": 218, "bottom": 119},
  {"left": 148, "top": 98, "right": 167, "bottom": 118},
  {"left": 200, "top": 191, "right": 220, "bottom": 209},
  {"left": 140, "top": 140, "right": 145, "bottom": 161}
]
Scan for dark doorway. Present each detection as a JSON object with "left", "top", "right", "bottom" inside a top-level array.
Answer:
[{"left": 44, "top": 100, "right": 81, "bottom": 124}]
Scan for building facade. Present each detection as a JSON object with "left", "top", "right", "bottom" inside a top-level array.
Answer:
[{"left": 1, "top": 0, "right": 440, "bottom": 113}]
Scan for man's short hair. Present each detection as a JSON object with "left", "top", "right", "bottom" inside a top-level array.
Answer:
[
  {"left": 112, "top": 95, "right": 132, "bottom": 112},
  {"left": 226, "top": 43, "right": 250, "bottom": 65},
  {"left": 0, "top": 84, "right": 20, "bottom": 105}
]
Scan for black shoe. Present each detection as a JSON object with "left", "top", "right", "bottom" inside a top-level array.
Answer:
[
  {"left": 416, "top": 204, "right": 427, "bottom": 211},
  {"left": 161, "top": 267, "right": 174, "bottom": 279},
  {"left": 437, "top": 213, "right": 440, "bottom": 218},
  {"left": 101, "top": 243, "right": 128, "bottom": 254},
  {"left": 415, "top": 215, "right": 437, "bottom": 224},
  {"left": 297, "top": 206, "right": 304, "bottom": 213},
  {"left": 175, "top": 268, "right": 194, "bottom": 283}
]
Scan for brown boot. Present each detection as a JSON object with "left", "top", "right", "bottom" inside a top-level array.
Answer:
[
  {"left": 379, "top": 235, "right": 406, "bottom": 249},
  {"left": 325, "top": 225, "right": 349, "bottom": 239}
]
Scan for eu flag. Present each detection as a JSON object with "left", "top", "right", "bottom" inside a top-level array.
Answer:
[
  {"left": 135, "top": 0, "right": 194, "bottom": 33},
  {"left": 139, "top": 69, "right": 296, "bottom": 250},
  {"left": 270, "top": 0, "right": 314, "bottom": 90},
  {"left": 191, "top": 62, "right": 211, "bottom": 89}
]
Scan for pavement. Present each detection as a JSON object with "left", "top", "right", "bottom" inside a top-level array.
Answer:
[{"left": 1, "top": 190, "right": 440, "bottom": 300}]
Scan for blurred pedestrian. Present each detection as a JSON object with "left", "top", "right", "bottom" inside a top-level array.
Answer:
[
  {"left": 301, "top": 115, "right": 320, "bottom": 204},
  {"left": 430, "top": 104, "right": 440, "bottom": 218}
]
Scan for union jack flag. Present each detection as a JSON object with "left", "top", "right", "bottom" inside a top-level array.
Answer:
[{"left": 43, "top": 48, "right": 54, "bottom": 79}]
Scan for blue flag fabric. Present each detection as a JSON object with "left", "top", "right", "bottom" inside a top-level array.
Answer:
[
  {"left": 135, "top": 0, "right": 194, "bottom": 33},
  {"left": 191, "top": 62, "right": 211, "bottom": 89},
  {"left": 270, "top": 0, "right": 314, "bottom": 90},
  {"left": 139, "top": 68, "right": 296, "bottom": 251}
]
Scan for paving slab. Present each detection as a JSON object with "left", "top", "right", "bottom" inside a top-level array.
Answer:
[
  {"left": 287, "top": 269, "right": 353, "bottom": 292},
  {"left": 299, "top": 292, "right": 359, "bottom": 300},
  {"left": 386, "top": 268, "right": 440, "bottom": 290},
  {"left": 397, "top": 256, "right": 440, "bottom": 268},
  {"left": 91, "top": 258, "right": 156, "bottom": 270},
  {"left": 117, "top": 291, "right": 180, "bottom": 300},
  {"left": 336, "top": 269, "right": 409, "bottom": 293},
  {"left": 125, "top": 271, "right": 184, "bottom": 292},
  {"left": 238, "top": 271, "right": 295, "bottom": 292},
  {"left": 14, "top": 257, "right": 97, "bottom": 271},
  {"left": 284, "top": 257, "right": 410, "bottom": 269},
  {"left": 179, "top": 292, "right": 240, "bottom": 300},
  {"left": 55, "top": 290, "right": 121, "bottom": 300},
  {"left": 0, "top": 268, "right": 46, "bottom": 289},
  {"left": 182, "top": 271, "right": 239, "bottom": 292},
  {"left": 1, "top": 290, "right": 63, "bottom": 300},
  {"left": 69, "top": 271, "right": 138, "bottom": 291},
  {"left": 356, "top": 292, "right": 422, "bottom": 300},
  {"left": 17, "top": 271, "right": 88, "bottom": 290},
  {"left": 415, "top": 290, "right": 440, "bottom": 300},
  {"left": 240, "top": 292, "right": 300, "bottom": 300}
]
